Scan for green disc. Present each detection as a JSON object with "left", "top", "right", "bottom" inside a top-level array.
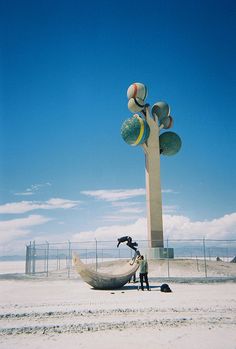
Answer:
[{"left": 159, "top": 131, "right": 182, "bottom": 156}]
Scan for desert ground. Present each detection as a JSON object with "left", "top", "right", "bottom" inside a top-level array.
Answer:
[{"left": 0, "top": 259, "right": 236, "bottom": 349}]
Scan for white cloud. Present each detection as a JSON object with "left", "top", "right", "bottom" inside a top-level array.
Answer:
[
  {"left": 72, "top": 217, "right": 146, "bottom": 242},
  {"left": 163, "top": 212, "right": 236, "bottom": 240},
  {"left": 14, "top": 183, "right": 52, "bottom": 196},
  {"left": 119, "top": 207, "right": 144, "bottom": 214},
  {"left": 72, "top": 212, "right": 236, "bottom": 242},
  {"left": 162, "top": 189, "right": 178, "bottom": 194},
  {"left": 81, "top": 189, "right": 146, "bottom": 202},
  {"left": 2, "top": 212, "right": 236, "bottom": 255},
  {"left": 14, "top": 191, "right": 34, "bottom": 197},
  {"left": 102, "top": 215, "right": 143, "bottom": 222},
  {"left": 163, "top": 205, "right": 178, "bottom": 213},
  {"left": 0, "top": 215, "right": 51, "bottom": 244},
  {"left": 111, "top": 201, "right": 142, "bottom": 207},
  {"left": 92, "top": 205, "right": 177, "bottom": 224},
  {"left": 0, "top": 198, "right": 80, "bottom": 214},
  {"left": 81, "top": 188, "right": 177, "bottom": 202},
  {"left": 111, "top": 202, "right": 177, "bottom": 217}
]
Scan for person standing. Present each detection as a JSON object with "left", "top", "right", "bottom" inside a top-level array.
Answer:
[{"left": 138, "top": 255, "right": 150, "bottom": 291}]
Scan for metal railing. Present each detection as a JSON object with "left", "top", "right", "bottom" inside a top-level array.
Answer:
[{"left": 25, "top": 238, "right": 236, "bottom": 278}]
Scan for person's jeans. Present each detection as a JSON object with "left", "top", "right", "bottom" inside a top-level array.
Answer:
[{"left": 140, "top": 272, "right": 149, "bottom": 290}]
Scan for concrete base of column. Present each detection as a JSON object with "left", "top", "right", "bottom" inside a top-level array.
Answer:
[{"left": 145, "top": 247, "right": 174, "bottom": 259}]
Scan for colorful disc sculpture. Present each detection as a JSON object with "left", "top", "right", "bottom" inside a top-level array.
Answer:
[
  {"left": 159, "top": 131, "right": 182, "bottom": 156},
  {"left": 121, "top": 114, "right": 150, "bottom": 146}
]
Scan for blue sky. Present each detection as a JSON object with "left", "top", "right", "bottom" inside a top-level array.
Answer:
[{"left": 0, "top": 0, "right": 236, "bottom": 254}]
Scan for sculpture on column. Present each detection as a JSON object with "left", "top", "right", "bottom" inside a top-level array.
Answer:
[{"left": 121, "top": 82, "right": 181, "bottom": 257}]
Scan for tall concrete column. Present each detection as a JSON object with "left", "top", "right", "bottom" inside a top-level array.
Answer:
[
  {"left": 142, "top": 107, "right": 163, "bottom": 248},
  {"left": 121, "top": 83, "right": 181, "bottom": 259}
]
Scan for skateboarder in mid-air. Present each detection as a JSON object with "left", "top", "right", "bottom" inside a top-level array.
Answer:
[{"left": 117, "top": 236, "right": 141, "bottom": 262}]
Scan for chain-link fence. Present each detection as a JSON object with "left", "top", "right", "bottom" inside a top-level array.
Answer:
[{"left": 25, "top": 239, "right": 236, "bottom": 279}]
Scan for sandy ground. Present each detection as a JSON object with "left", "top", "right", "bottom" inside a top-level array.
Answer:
[{"left": 0, "top": 260, "right": 236, "bottom": 349}]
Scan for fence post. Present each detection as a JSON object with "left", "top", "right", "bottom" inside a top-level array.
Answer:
[
  {"left": 29, "top": 241, "right": 32, "bottom": 274},
  {"left": 167, "top": 238, "right": 170, "bottom": 278},
  {"left": 44, "top": 246, "right": 46, "bottom": 273},
  {"left": 46, "top": 241, "right": 49, "bottom": 277},
  {"left": 32, "top": 240, "right": 36, "bottom": 274},
  {"left": 68, "top": 240, "right": 71, "bottom": 278},
  {"left": 25, "top": 245, "right": 29, "bottom": 274},
  {"left": 203, "top": 238, "right": 207, "bottom": 278},
  {"left": 57, "top": 249, "right": 59, "bottom": 270},
  {"left": 95, "top": 239, "right": 98, "bottom": 271}
]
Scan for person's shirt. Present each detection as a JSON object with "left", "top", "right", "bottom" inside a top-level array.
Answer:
[{"left": 139, "top": 259, "right": 148, "bottom": 273}]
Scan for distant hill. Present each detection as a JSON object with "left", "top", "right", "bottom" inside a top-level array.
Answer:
[{"left": 0, "top": 255, "right": 25, "bottom": 261}]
